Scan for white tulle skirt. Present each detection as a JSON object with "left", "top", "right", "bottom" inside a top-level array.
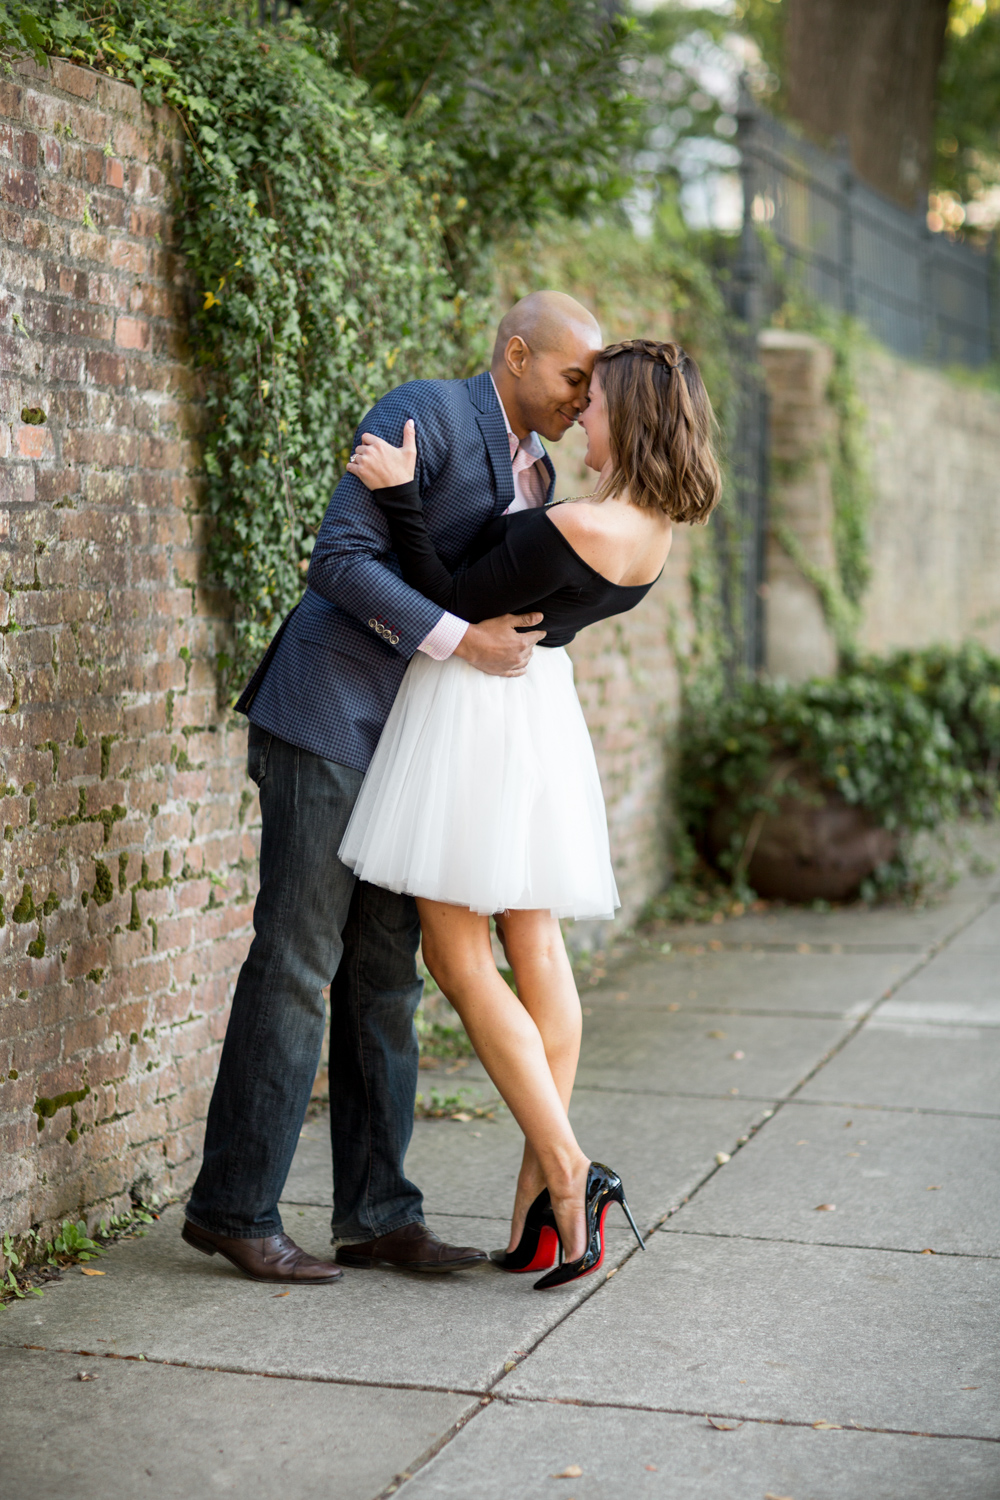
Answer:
[{"left": 339, "top": 646, "right": 619, "bottom": 920}]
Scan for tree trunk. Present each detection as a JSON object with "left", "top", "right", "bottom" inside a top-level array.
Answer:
[{"left": 785, "top": 0, "right": 950, "bottom": 208}]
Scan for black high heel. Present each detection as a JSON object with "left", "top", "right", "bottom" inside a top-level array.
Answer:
[
  {"left": 490, "top": 1187, "right": 561, "bottom": 1273},
  {"left": 533, "top": 1162, "right": 643, "bottom": 1290}
]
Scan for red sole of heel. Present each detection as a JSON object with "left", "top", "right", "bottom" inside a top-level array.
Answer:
[
  {"left": 534, "top": 1204, "right": 610, "bottom": 1290},
  {"left": 502, "top": 1224, "right": 560, "bottom": 1273},
  {"left": 517, "top": 1225, "right": 560, "bottom": 1274}
]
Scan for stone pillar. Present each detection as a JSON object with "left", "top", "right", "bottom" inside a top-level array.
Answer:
[{"left": 757, "top": 330, "right": 839, "bottom": 682}]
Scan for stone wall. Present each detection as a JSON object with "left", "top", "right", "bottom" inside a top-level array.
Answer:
[
  {"left": 758, "top": 330, "right": 1000, "bottom": 682},
  {"left": 0, "top": 57, "right": 257, "bottom": 1238},
  {"left": 855, "top": 348, "right": 1000, "bottom": 655}
]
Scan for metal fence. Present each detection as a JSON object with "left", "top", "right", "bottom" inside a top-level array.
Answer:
[
  {"left": 718, "top": 92, "right": 996, "bottom": 676},
  {"left": 734, "top": 89, "right": 996, "bottom": 368}
]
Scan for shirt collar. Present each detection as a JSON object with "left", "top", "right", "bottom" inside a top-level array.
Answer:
[{"left": 489, "top": 374, "right": 545, "bottom": 461}]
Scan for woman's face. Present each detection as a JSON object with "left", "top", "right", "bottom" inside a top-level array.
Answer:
[{"left": 577, "top": 368, "right": 612, "bottom": 474}]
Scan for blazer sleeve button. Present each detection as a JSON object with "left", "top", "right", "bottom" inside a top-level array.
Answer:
[{"left": 368, "top": 618, "right": 378, "bottom": 629}]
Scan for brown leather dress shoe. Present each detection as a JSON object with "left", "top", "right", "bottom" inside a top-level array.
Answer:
[
  {"left": 335, "top": 1221, "right": 487, "bottom": 1272},
  {"left": 182, "top": 1220, "right": 343, "bottom": 1283}
]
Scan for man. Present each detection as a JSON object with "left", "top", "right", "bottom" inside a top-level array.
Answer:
[{"left": 183, "top": 291, "right": 603, "bottom": 1282}]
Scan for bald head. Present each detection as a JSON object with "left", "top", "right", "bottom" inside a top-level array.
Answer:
[
  {"left": 492, "top": 290, "right": 600, "bottom": 366},
  {"left": 490, "top": 291, "right": 602, "bottom": 443}
]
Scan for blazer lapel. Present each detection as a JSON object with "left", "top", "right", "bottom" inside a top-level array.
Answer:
[{"left": 466, "top": 371, "right": 515, "bottom": 517}]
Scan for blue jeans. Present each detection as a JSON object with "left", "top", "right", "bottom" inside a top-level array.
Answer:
[{"left": 186, "top": 725, "right": 425, "bottom": 1243}]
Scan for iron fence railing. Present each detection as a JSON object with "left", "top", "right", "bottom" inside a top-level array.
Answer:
[{"left": 733, "top": 88, "right": 996, "bottom": 369}]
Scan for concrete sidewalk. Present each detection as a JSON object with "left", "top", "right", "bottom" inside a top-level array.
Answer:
[{"left": 2, "top": 848, "right": 999, "bottom": 1500}]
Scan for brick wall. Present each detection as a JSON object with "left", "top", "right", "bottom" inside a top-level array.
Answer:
[{"left": 0, "top": 57, "right": 258, "bottom": 1238}]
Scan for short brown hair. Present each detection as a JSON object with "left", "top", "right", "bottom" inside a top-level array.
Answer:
[{"left": 594, "top": 339, "right": 722, "bottom": 524}]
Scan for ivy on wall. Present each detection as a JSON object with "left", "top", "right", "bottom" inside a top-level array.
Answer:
[{"left": 1, "top": 1, "right": 486, "bottom": 683}]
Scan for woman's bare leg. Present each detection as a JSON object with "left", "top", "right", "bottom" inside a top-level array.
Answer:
[
  {"left": 494, "top": 910, "right": 582, "bottom": 1251},
  {"left": 418, "top": 899, "right": 589, "bottom": 1260}
]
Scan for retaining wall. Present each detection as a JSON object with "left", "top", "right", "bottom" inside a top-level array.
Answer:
[{"left": 759, "top": 330, "right": 1000, "bottom": 683}]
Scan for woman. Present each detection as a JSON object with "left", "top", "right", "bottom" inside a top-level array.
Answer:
[{"left": 341, "top": 339, "right": 721, "bottom": 1288}]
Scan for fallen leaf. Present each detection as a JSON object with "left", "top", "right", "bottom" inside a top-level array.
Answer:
[
  {"left": 846, "top": 1152, "right": 860, "bottom": 1157},
  {"left": 796, "top": 942, "right": 811, "bottom": 953},
  {"left": 765, "top": 1493, "right": 795, "bottom": 1499},
  {"left": 844, "top": 1120, "right": 852, "bottom": 1128},
  {"left": 24, "top": 1346, "right": 46, "bottom": 1351},
  {"left": 614, "top": 991, "right": 629, "bottom": 1001},
  {"left": 707, "top": 1030, "right": 726, "bottom": 1039},
  {"left": 450, "top": 1112, "right": 472, "bottom": 1122},
  {"left": 961, "top": 1386, "right": 979, "bottom": 1390},
  {"left": 812, "top": 1421, "right": 842, "bottom": 1429},
  {"left": 551, "top": 1465, "right": 583, "bottom": 1479},
  {"left": 926, "top": 1185, "right": 941, "bottom": 1191},
  {"left": 504, "top": 1360, "right": 517, "bottom": 1372},
  {"left": 272, "top": 1291, "right": 290, "bottom": 1298},
  {"left": 645, "top": 1465, "right": 658, "bottom": 1471},
  {"left": 814, "top": 1204, "right": 836, "bottom": 1212},
  {"left": 715, "top": 1152, "right": 731, "bottom": 1165},
  {"left": 76, "top": 1371, "right": 99, "bottom": 1381},
  {"left": 920, "top": 1248, "right": 936, "bottom": 1254},
  {"left": 667, "top": 1002, "right": 680, "bottom": 1011},
  {"left": 731, "top": 1050, "right": 745, "bottom": 1060},
  {"left": 796, "top": 1140, "right": 809, "bottom": 1146},
  {"left": 707, "top": 1416, "right": 743, "bottom": 1431},
  {"left": 81, "top": 1268, "right": 106, "bottom": 1276},
  {"left": 605, "top": 1267, "right": 617, "bottom": 1278}
]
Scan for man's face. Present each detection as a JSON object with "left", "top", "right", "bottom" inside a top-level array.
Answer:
[{"left": 507, "top": 324, "right": 602, "bottom": 442}]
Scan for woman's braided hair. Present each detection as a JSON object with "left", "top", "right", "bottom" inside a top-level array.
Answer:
[{"left": 593, "top": 338, "right": 721, "bottom": 524}]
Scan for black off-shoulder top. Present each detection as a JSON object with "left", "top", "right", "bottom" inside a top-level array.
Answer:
[{"left": 376, "top": 480, "right": 658, "bottom": 647}]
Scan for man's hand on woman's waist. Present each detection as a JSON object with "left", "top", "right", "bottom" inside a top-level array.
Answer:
[{"left": 453, "top": 613, "right": 546, "bottom": 677}]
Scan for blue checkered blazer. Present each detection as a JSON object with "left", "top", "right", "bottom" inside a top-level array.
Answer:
[{"left": 244, "top": 371, "right": 556, "bottom": 772}]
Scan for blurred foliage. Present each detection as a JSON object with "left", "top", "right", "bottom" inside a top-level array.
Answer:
[
  {"left": 671, "top": 667, "right": 974, "bottom": 903},
  {"left": 0, "top": 0, "right": 647, "bottom": 681},
  {"left": 845, "top": 642, "right": 1000, "bottom": 809},
  {"left": 656, "top": 642, "right": 1000, "bottom": 913},
  {"left": 308, "top": 0, "right": 644, "bottom": 277},
  {"left": 934, "top": 0, "right": 1000, "bottom": 224}
]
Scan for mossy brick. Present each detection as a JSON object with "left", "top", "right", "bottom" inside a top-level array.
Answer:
[{"left": 47, "top": 57, "right": 99, "bottom": 101}]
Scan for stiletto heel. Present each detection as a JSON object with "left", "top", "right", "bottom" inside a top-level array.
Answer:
[
  {"left": 533, "top": 1163, "right": 641, "bottom": 1290},
  {"left": 615, "top": 1187, "right": 645, "bottom": 1250},
  {"left": 490, "top": 1188, "right": 561, "bottom": 1273}
]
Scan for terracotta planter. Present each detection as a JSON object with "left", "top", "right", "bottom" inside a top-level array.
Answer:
[{"left": 707, "top": 763, "right": 898, "bottom": 903}]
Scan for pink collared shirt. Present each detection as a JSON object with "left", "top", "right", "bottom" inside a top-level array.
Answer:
[{"left": 416, "top": 377, "right": 548, "bottom": 659}]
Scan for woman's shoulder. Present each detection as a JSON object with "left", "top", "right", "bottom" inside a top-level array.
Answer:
[
  {"left": 545, "top": 500, "right": 631, "bottom": 576},
  {"left": 544, "top": 498, "right": 671, "bottom": 586}
]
